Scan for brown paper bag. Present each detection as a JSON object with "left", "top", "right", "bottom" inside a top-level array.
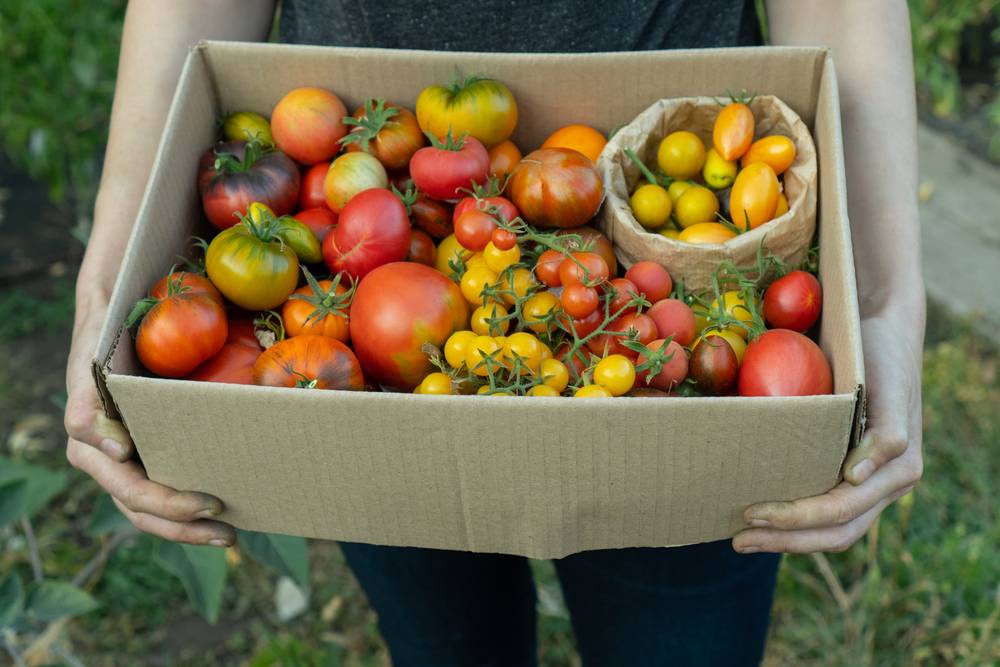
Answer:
[{"left": 596, "top": 95, "right": 817, "bottom": 290}]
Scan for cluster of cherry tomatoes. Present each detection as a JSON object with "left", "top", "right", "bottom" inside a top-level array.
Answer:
[
  {"left": 627, "top": 93, "right": 797, "bottom": 244},
  {"left": 127, "top": 74, "right": 832, "bottom": 398}
]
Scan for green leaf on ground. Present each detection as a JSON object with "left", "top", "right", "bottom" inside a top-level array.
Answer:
[
  {"left": 0, "top": 479, "right": 28, "bottom": 529},
  {"left": 0, "top": 458, "right": 68, "bottom": 519},
  {"left": 25, "top": 581, "right": 98, "bottom": 622},
  {"left": 237, "top": 530, "right": 310, "bottom": 592},
  {"left": 153, "top": 541, "right": 227, "bottom": 623},
  {"left": 0, "top": 573, "right": 24, "bottom": 628},
  {"left": 87, "top": 493, "right": 131, "bottom": 536}
]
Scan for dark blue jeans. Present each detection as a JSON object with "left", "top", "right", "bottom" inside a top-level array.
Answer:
[{"left": 340, "top": 540, "right": 780, "bottom": 666}]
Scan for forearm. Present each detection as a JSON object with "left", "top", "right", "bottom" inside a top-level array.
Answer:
[
  {"left": 78, "top": 0, "right": 276, "bottom": 312},
  {"left": 767, "top": 0, "right": 925, "bottom": 355}
]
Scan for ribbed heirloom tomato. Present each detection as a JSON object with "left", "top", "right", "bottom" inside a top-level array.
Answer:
[
  {"left": 271, "top": 87, "right": 348, "bottom": 165},
  {"left": 410, "top": 135, "right": 490, "bottom": 202},
  {"left": 509, "top": 148, "right": 603, "bottom": 228},
  {"left": 341, "top": 99, "right": 425, "bottom": 170},
  {"left": 416, "top": 76, "right": 518, "bottom": 148},
  {"left": 350, "top": 262, "right": 469, "bottom": 390},
  {"left": 324, "top": 152, "right": 388, "bottom": 213},
  {"left": 253, "top": 335, "right": 364, "bottom": 390}
]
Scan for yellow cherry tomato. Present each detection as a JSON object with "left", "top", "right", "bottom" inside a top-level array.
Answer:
[
  {"left": 477, "top": 385, "right": 512, "bottom": 396},
  {"left": 222, "top": 111, "right": 273, "bottom": 146},
  {"left": 540, "top": 343, "right": 553, "bottom": 360},
  {"left": 729, "top": 162, "right": 779, "bottom": 231},
  {"left": 667, "top": 180, "right": 693, "bottom": 204},
  {"left": 460, "top": 265, "right": 499, "bottom": 305},
  {"left": 741, "top": 135, "right": 796, "bottom": 175},
  {"left": 774, "top": 192, "right": 789, "bottom": 217},
  {"left": 692, "top": 302, "right": 711, "bottom": 333},
  {"left": 657, "top": 131, "right": 706, "bottom": 180},
  {"left": 499, "top": 267, "right": 536, "bottom": 307},
  {"left": 592, "top": 354, "right": 636, "bottom": 396},
  {"left": 702, "top": 148, "right": 738, "bottom": 190},
  {"left": 482, "top": 241, "right": 521, "bottom": 273},
  {"left": 659, "top": 227, "right": 681, "bottom": 240},
  {"left": 465, "top": 252, "right": 487, "bottom": 269},
  {"left": 710, "top": 290, "right": 754, "bottom": 339},
  {"left": 522, "top": 291, "right": 561, "bottom": 334},
  {"left": 673, "top": 185, "right": 720, "bottom": 229},
  {"left": 575, "top": 384, "right": 613, "bottom": 398},
  {"left": 630, "top": 183, "right": 673, "bottom": 229},
  {"left": 539, "top": 358, "right": 569, "bottom": 392},
  {"left": 502, "top": 331, "right": 545, "bottom": 372},
  {"left": 528, "top": 384, "right": 561, "bottom": 397},
  {"left": 471, "top": 303, "right": 510, "bottom": 336},
  {"left": 444, "top": 330, "right": 477, "bottom": 368},
  {"left": 435, "top": 234, "right": 474, "bottom": 277},
  {"left": 466, "top": 335, "right": 502, "bottom": 376},
  {"left": 418, "top": 372, "right": 455, "bottom": 395},
  {"left": 677, "top": 222, "right": 737, "bottom": 244},
  {"left": 696, "top": 329, "right": 747, "bottom": 364}
]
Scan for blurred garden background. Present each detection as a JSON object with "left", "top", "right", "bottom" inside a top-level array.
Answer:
[{"left": 1, "top": 1, "right": 998, "bottom": 665}]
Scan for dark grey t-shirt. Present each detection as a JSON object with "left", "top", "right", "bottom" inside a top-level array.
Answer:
[{"left": 279, "top": 0, "right": 762, "bottom": 52}]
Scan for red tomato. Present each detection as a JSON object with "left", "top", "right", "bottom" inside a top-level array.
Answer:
[
  {"left": 690, "top": 335, "right": 738, "bottom": 395},
  {"left": 636, "top": 339, "right": 688, "bottom": 392},
  {"left": 410, "top": 136, "right": 490, "bottom": 201},
  {"left": 271, "top": 87, "right": 348, "bottom": 165},
  {"left": 350, "top": 262, "right": 469, "bottom": 389},
  {"left": 535, "top": 249, "right": 565, "bottom": 287},
  {"left": 454, "top": 209, "right": 498, "bottom": 251},
  {"left": 186, "top": 343, "right": 260, "bottom": 385},
  {"left": 342, "top": 99, "right": 425, "bottom": 170},
  {"left": 607, "top": 278, "right": 639, "bottom": 315},
  {"left": 561, "top": 284, "right": 599, "bottom": 319},
  {"left": 763, "top": 271, "right": 823, "bottom": 333},
  {"left": 134, "top": 294, "right": 228, "bottom": 378},
  {"left": 647, "top": 298, "right": 697, "bottom": 346},
  {"left": 589, "top": 312, "right": 656, "bottom": 359},
  {"left": 323, "top": 188, "right": 410, "bottom": 279},
  {"left": 713, "top": 101, "right": 755, "bottom": 161},
  {"left": 294, "top": 207, "right": 338, "bottom": 243},
  {"left": 410, "top": 194, "right": 454, "bottom": 239},
  {"left": 558, "top": 252, "right": 610, "bottom": 287},
  {"left": 738, "top": 329, "right": 833, "bottom": 396},
  {"left": 226, "top": 318, "right": 263, "bottom": 349},
  {"left": 625, "top": 261, "right": 673, "bottom": 303},
  {"left": 556, "top": 226, "right": 617, "bottom": 276},
  {"left": 508, "top": 148, "right": 603, "bottom": 228},
  {"left": 149, "top": 271, "right": 222, "bottom": 306},
  {"left": 408, "top": 229, "right": 437, "bottom": 266},
  {"left": 491, "top": 227, "right": 517, "bottom": 251},
  {"left": 253, "top": 335, "right": 364, "bottom": 390},
  {"left": 299, "top": 162, "right": 331, "bottom": 210},
  {"left": 453, "top": 195, "right": 519, "bottom": 225},
  {"left": 197, "top": 140, "right": 300, "bottom": 230}
]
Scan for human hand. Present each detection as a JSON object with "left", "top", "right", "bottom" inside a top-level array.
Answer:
[
  {"left": 64, "top": 292, "right": 235, "bottom": 546},
  {"left": 732, "top": 315, "right": 923, "bottom": 553}
]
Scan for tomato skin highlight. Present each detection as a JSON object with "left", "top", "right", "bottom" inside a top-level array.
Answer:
[
  {"left": 136, "top": 294, "right": 228, "bottom": 378},
  {"left": 410, "top": 137, "right": 490, "bottom": 201},
  {"left": 763, "top": 271, "right": 823, "bottom": 333},
  {"left": 253, "top": 335, "right": 364, "bottom": 390},
  {"left": 509, "top": 148, "right": 603, "bottom": 229},
  {"left": 713, "top": 102, "right": 755, "bottom": 161},
  {"left": 323, "top": 188, "right": 411, "bottom": 279},
  {"left": 186, "top": 342, "right": 260, "bottom": 385},
  {"left": 738, "top": 329, "right": 833, "bottom": 397},
  {"left": 271, "top": 87, "right": 349, "bottom": 165}
]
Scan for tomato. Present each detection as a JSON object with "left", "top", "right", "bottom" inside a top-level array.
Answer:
[
  {"left": 282, "top": 272, "right": 352, "bottom": 342},
  {"left": 729, "top": 162, "right": 779, "bottom": 231},
  {"left": 324, "top": 152, "right": 388, "bottom": 213},
  {"left": 134, "top": 293, "right": 227, "bottom": 378},
  {"left": 647, "top": 298, "right": 697, "bottom": 346},
  {"left": 482, "top": 241, "right": 520, "bottom": 273},
  {"left": 541, "top": 124, "right": 607, "bottom": 163},
  {"left": 435, "top": 233, "right": 474, "bottom": 276},
  {"left": 406, "top": 229, "right": 437, "bottom": 266},
  {"left": 636, "top": 339, "right": 688, "bottom": 392},
  {"left": 350, "top": 262, "right": 469, "bottom": 389},
  {"left": 538, "top": 358, "right": 570, "bottom": 392},
  {"left": 689, "top": 335, "right": 738, "bottom": 395},
  {"left": 589, "top": 312, "right": 656, "bottom": 359},
  {"left": 561, "top": 284, "right": 599, "bottom": 319},
  {"left": 197, "top": 140, "right": 300, "bottom": 230},
  {"left": 535, "top": 249, "right": 565, "bottom": 287},
  {"left": 575, "top": 385, "right": 612, "bottom": 398},
  {"left": 741, "top": 135, "right": 796, "bottom": 175},
  {"left": 566, "top": 307, "right": 603, "bottom": 340},
  {"left": 607, "top": 278, "right": 639, "bottom": 315},
  {"left": 702, "top": 148, "right": 738, "bottom": 190},
  {"left": 453, "top": 195, "right": 519, "bottom": 225},
  {"left": 626, "top": 387, "right": 671, "bottom": 397},
  {"left": 206, "top": 217, "right": 301, "bottom": 310},
  {"left": 659, "top": 228, "right": 681, "bottom": 240},
  {"left": 774, "top": 192, "right": 789, "bottom": 217},
  {"left": 738, "top": 329, "right": 833, "bottom": 396},
  {"left": 522, "top": 291, "right": 561, "bottom": 334},
  {"left": 444, "top": 330, "right": 477, "bottom": 368},
  {"left": 713, "top": 101, "right": 754, "bottom": 161},
  {"left": 763, "top": 270, "right": 822, "bottom": 332},
  {"left": 299, "top": 162, "right": 331, "bottom": 210},
  {"left": 186, "top": 343, "right": 260, "bottom": 385},
  {"left": 509, "top": 148, "right": 603, "bottom": 229},
  {"left": 410, "top": 193, "right": 454, "bottom": 240},
  {"left": 293, "top": 207, "right": 338, "bottom": 242},
  {"left": 416, "top": 372, "right": 456, "bottom": 395},
  {"left": 625, "top": 261, "right": 672, "bottom": 303},
  {"left": 149, "top": 271, "right": 222, "bottom": 306},
  {"left": 557, "top": 226, "right": 618, "bottom": 276},
  {"left": 528, "top": 384, "right": 560, "bottom": 397},
  {"left": 559, "top": 252, "right": 610, "bottom": 287},
  {"left": 410, "top": 136, "right": 490, "bottom": 202},
  {"left": 673, "top": 184, "right": 719, "bottom": 229},
  {"left": 471, "top": 302, "right": 510, "bottom": 336},
  {"left": 491, "top": 227, "right": 517, "bottom": 251},
  {"left": 323, "top": 188, "right": 410, "bottom": 279},
  {"left": 487, "top": 140, "right": 522, "bottom": 179},
  {"left": 667, "top": 180, "right": 693, "bottom": 204},
  {"left": 271, "top": 87, "right": 348, "bottom": 165},
  {"left": 341, "top": 99, "right": 425, "bottom": 170},
  {"left": 503, "top": 332, "right": 545, "bottom": 372},
  {"left": 253, "top": 335, "right": 362, "bottom": 390},
  {"left": 709, "top": 290, "right": 755, "bottom": 339},
  {"left": 630, "top": 183, "right": 672, "bottom": 229},
  {"left": 498, "top": 267, "right": 536, "bottom": 306},
  {"left": 678, "top": 222, "right": 737, "bottom": 244},
  {"left": 466, "top": 335, "right": 503, "bottom": 377},
  {"left": 593, "top": 354, "right": 636, "bottom": 396},
  {"left": 222, "top": 111, "right": 272, "bottom": 147},
  {"left": 657, "top": 131, "right": 706, "bottom": 180},
  {"left": 696, "top": 329, "right": 747, "bottom": 364},
  {"left": 226, "top": 318, "right": 263, "bottom": 349},
  {"left": 454, "top": 209, "right": 499, "bottom": 252},
  {"left": 460, "top": 265, "right": 499, "bottom": 305},
  {"left": 416, "top": 76, "right": 518, "bottom": 148}
]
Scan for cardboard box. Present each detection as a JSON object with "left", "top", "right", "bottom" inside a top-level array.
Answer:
[{"left": 93, "top": 42, "right": 865, "bottom": 559}]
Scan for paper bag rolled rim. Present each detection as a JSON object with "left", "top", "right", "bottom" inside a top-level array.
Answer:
[{"left": 595, "top": 95, "right": 818, "bottom": 290}]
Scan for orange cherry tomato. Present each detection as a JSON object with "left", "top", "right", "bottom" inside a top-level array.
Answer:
[
  {"left": 558, "top": 252, "right": 610, "bottom": 287},
  {"left": 713, "top": 102, "right": 755, "bottom": 161},
  {"left": 677, "top": 222, "right": 738, "bottom": 244},
  {"left": 729, "top": 162, "right": 779, "bottom": 231},
  {"left": 541, "top": 124, "right": 607, "bottom": 163},
  {"left": 741, "top": 135, "right": 796, "bottom": 175},
  {"left": 488, "top": 140, "right": 522, "bottom": 179}
]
